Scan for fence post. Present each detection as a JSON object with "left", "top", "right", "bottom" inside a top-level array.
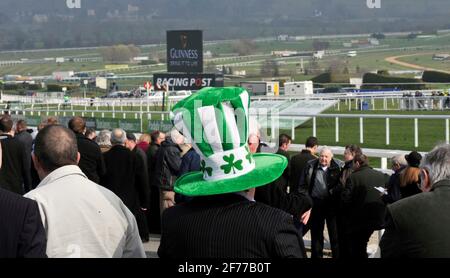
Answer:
[
  {"left": 291, "top": 119, "right": 295, "bottom": 140},
  {"left": 383, "top": 98, "right": 387, "bottom": 110},
  {"left": 414, "top": 118, "right": 419, "bottom": 148},
  {"left": 372, "top": 97, "right": 375, "bottom": 110},
  {"left": 386, "top": 118, "right": 390, "bottom": 145},
  {"left": 335, "top": 117, "right": 339, "bottom": 142},
  {"left": 446, "top": 119, "right": 449, "bottom": 144},
  {"left": 381, "top": 157, "right": 388, "bottom": 170},
  {"left": 360, "top": 117, "right": 364, "bottom": 144},
  {"left": 123, "top": 113, "right": 126, "bottom": 119},
  {"left": 102, "top": 112, "right": 105, "bottom": 118},
  {"left": 313, "top": 117, "right": 317, "bottom": 137},
  {"left": 91, "top": 112, "right": 94, "bottom": 117}
]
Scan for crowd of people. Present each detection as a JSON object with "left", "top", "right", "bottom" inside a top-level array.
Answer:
[{"left": 0, "top": 87, "right": 450, "bottom": 258}]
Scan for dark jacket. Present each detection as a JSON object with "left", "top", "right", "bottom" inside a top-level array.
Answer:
[
  {"left": 380, "top": 179, "right": 450, "bottom": 258},
  {"left": 382, "top": 166, "right": 405, "bottom": 204},
  {"left": 0, "top": 134, "right": 32, "bottom": 194},
  {"left": 289, "top": 150, "right": 316, "bottom": 193},
  {"left": 276, "top": 148, "right": 290, "bottom": 192},
  {"left": 146, "top": 143, "right": 160, "bottom": 186},
  {"left": 101, "top": 145, "right": 149, "bottom": 212},
  {"left": 255, "top": 181, "right": 312, "bottom": 217},
  {"left": 158, "top": 193, "right": 305, "bottom": 258},
  {"left": 341, "top": 165, "right": 388, "bottom": 233},
  {"left": 339, "top": 160, "right": 354, "bottom": 187},
  {"left": 153, "top": 138, "right": 182, "bottom": 191},
  {"left": 0, "top": 188, "right": 47, "bottom": 258},
  {"left": 133, "top": 146, "right": 150, "bottom": 208},
  {"left": 15, "top": 130, "right": 33, "bottom": 192},
  {"left": 75, "top": 132, "right": 105, "bottom": 184},
  {"left": 299, "top": 158, "right": 342, "bottom": 199},
  {"left": 179, "top": 148, "right": 201, "bottom": 176}
]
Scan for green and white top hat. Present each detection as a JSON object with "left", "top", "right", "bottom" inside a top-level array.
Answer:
[{"left": 171, "top": 87, "right": 287, "bottom": 196}]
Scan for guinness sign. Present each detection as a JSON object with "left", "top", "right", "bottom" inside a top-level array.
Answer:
[{"left": 167, "top": 30, "right": 203, "bottom": 73}]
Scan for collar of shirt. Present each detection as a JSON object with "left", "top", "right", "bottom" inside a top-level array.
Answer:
[
  {"left": 37, "top": 165, "right": 88, "bottom": 188},
  {"left": 234, "top": 191, "right": 255, "bottom": 202}
]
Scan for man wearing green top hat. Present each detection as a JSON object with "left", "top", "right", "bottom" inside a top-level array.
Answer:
[{"left": 157, "top": 87, "right": 305, "bottom": 258}]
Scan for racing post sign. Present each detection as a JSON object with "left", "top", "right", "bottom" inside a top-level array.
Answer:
[
  {"left": 153, "top": 73, "right": 216, "bottom": 91},
  {"left": 167, "top": 30, "right": 203, "bottom": 73}
]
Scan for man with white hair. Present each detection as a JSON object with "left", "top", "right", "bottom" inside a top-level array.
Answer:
[
  {"left": 101, "top": 128, "right": 149, "bottom": 242},
  {"left": 299, "top": 147, "right": 343, "bottom": 258},
  {"left": 382, "top": 154, "right": 408, "bottom": 204},
  {"left": 380, "top": 144, "right": 450, "bottom": 257}
]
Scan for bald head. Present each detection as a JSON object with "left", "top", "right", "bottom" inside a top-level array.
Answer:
[
  {"left": 34, "top": 125, "right": 78, "bottom": 173},
  {"left": 111, "top": 128, "right": 126, "bottom": 145}
]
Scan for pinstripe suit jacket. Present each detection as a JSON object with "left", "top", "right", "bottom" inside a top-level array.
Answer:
[
  {"left": 0, "top": 188, "right": 47, "bottom": 258},
  {"left": 158, "top": 193, "right": 305, "bottom": 258}
]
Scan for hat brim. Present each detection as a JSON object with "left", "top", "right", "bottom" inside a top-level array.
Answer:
[{"left": 174, "top": 153, "right": 287, "bottom": 197}]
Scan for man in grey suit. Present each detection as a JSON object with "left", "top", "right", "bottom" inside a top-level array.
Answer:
[{"left": 380, "top": 144, "right": 450, "bottom": 257}]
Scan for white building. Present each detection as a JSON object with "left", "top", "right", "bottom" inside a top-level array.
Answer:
[{"left": 284, "top": 81, "right": 314, "bottom": 96}]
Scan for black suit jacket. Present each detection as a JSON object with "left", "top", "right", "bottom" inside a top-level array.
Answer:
[
  {"left": 381, "top": 179, "right": 450, "bottom": 258},
  {"left": 0, "top": 134, "right": 32, "bottom": 194},
  {"left": 158, "top": 194, "right": 305, "bottom": 258},
  {"left": 0, "top": 188, "right": 47, "bottom": 258},
  {"left": 101, "top": 145, "right": 148, "bottom": 212},
  {"left": 290, "top": 150, "right": 316, "bottom": 192},
  {"left": 75, "top": 132, "right": 105, "bottom": 184}
]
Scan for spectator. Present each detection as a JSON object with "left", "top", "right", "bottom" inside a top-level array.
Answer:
[
  {"left": 146, "top": 130, "right": 166, "bottom": 234},
  {"left": 153, "top": 129, "right": 183, "bottom": 214},
  {"left": 102, "top": 129, "right": 149, "bottom": 242},
  {"left": 175, "top": 144, "right": 201, "bottom": 204},
  {"left": 95, "top": 129, "right": 112, "bottom": 153},
  {"left": 137, "top": 133, "right": 151, "bottom": 153},
  {"left": 340, "top": 153, "right": 387, "bottom": 258},
  {"left": 0, "top": 143, "right": 47, "bottom": 258},
  {"left": 84, "top": 127, "right": 96, "bottom": 141},
  {"left": 14, "top": 119, "right": 33, "bottom": 188},
  {"left": 399, "top": 151, "right": 422, "bottom": 199},
  {"left": 125, "top": 132, "right": 150, "bottom": 242},
  {"left": 276, "top": 134, "right": 292, "bottom": 193},
  {"left": 68, "top": 117, "right": 105, "bottom": 184},
  {"left": 382, "top": 154, "right": 408, "bottom": 204},
  {"left": 381, "top": 144, "right": 450, "bottom": 257},
  {"left": 25, "top": 125, "right": 145, "bottom": 258},
  {"left": 158, "top": 87, "right": 304, "bottom": 258},
  {"left": 299, "top": 147, "right": 342, "bottom": 258},
  {"left": 253, "top": 135, "right": 312, "bottom": 242},
  {"left": 290, "top": 136, "right": 319, "bottom": 193},
  {"left": 339, "top": 144, "right": 362, "bottom": 187},
  {"left": 0, "top": 115, "right": 32, "bottom": 194}
]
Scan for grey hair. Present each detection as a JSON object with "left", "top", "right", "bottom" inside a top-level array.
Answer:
[
  {"left": 95, "top": 129, "right": 111, "bottom": 146},
  {"left": 391, "top": 154, "right": 407, "bottom": 166},
  {"left": 320, "top": 146, "right": 334, "bottom": 157},
  {"left": 420, "top": 144, "right": 450, "bottom": 185},
  {"left": 110, "top": 128, "right": 127, "bottom": 145}
]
